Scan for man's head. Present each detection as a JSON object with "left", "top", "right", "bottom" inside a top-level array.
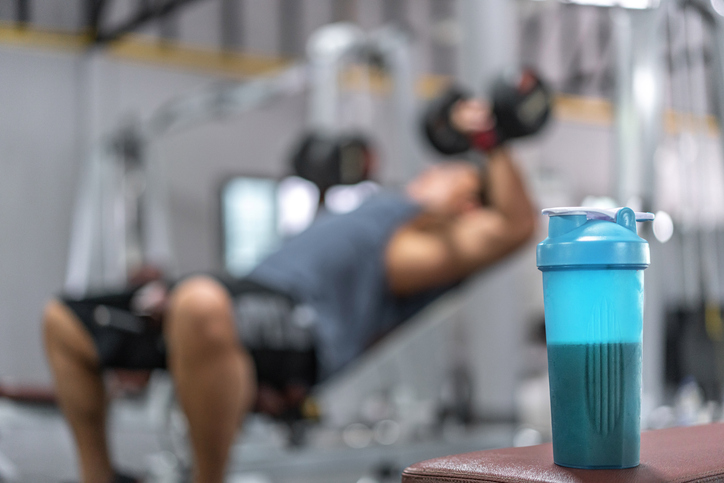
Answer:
[{"left": 406, "top": 161, "right": 484, "bottom": 217}]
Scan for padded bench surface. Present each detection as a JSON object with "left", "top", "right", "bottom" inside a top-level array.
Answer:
[{"left": 402, "top": 423, "right": 724, "bottom": 483}]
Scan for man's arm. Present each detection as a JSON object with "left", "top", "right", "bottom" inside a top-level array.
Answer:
[
  {"left": 450, "top": 148, "right": 537, "bottom": 266},
  {"left": 386, "top": 148, "right": 536, "bottom": 296}
]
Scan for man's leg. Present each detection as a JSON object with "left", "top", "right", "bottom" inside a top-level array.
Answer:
[
  {"left": 43, "top": 300, "right": 113, "bottom": 483},
  {"left": 165, "top": 276, "right": 256, "bottom": 483}
]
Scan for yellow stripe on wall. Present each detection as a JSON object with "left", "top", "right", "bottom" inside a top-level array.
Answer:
[
  {"left": 108, "top": 37, "right": 292, "bottom": 79},
  {"left": 0, "top": 23, "right": 87, "bottom": 51},
  {"left": 0, "top": 23, "right": 720, "bottom": 133},
  {"left": 554, "top": 95, "right": 613, "bottom": 126},
  {"left": 0, "top": 22, "right": 292, "bottom": 78}
]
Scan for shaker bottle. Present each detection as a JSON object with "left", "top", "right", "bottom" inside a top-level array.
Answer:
[{"left": 536, "top": 207, "right": 653, "bottom": 469}]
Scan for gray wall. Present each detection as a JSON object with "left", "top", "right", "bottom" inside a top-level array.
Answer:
[
  {"left": 0, "top": 41, "right": 621, "bottom": 419},
  {"left": 0, "top": 3, "right": 679, "bottom": 420},
  {"left": 0, "top": 41, "right": 440, "bottom": 386},
  {"left": 0, "top": 47, "right": 83, "bottom": 385}
]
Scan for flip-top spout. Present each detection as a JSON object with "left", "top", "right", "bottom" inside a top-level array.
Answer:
[{"left": 537, "top": 206, "right": 653, "bottom": 270}]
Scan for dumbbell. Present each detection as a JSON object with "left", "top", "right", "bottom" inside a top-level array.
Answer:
[
  {"left": 423, "top": 68, "right": 553, "bottom": 155},
  {"left": 290, "top": 133, "right": 374, "bottom": 195}
]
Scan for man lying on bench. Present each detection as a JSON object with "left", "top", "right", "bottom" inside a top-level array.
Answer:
[{"left": 42, "top": 94, "right": 540, "bottom": 483}]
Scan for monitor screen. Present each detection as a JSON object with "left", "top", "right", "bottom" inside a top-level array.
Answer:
[
  {"left": 221, "top": 175, "right": 379, "bottom": 277},
  {"left": 221, "top": 176, "right": 318, "bottom": 277}
]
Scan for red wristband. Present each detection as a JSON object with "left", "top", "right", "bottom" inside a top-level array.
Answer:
[{"left": 470, "top": 128, "right": 499, "bottom": 152}]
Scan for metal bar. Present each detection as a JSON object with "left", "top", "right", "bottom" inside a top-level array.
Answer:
[
  {"left": 147, "top": 64, "right": 306, "bottom": 142},
  {"left": 86, "top": 0, "right": 106, "bottom": 34},
  {"left": 596, "top": 7, "right": 616, "bottom": 95},
  {"left": 220, "top": 0, "right": 242, "bottom": 51},
  {"left": 457, "top": 0, "right": 518, "bottom": 94},
  {"left": 383, "top": 0, "right": 405, "bottom": 26},
  {"left": 278, "top": 0, "right": 302, "bottom": 57},
  {"left": 561, "top": 5, "right": 591, "bottom": 94},
  {"left": 332, "top": 0, "right": 355, "bottom": 23},
  {"left": 64, "top": 147, "right": 104, "bottom": 296},
  {"left": 520, "top": 4, "right": 543, "bottom": 71},
  {"left": 700, "top": 3, "right": 724, "bottom": 180},
  {"left": 693, "top": 2, "right": 724, "bottom": 307},
  {"left": 612, "top": 6, "right": 664, "bottom": 209},
  {"left": 610, "top": 2, "right": 666, "bottom": 421},
  {"left": 430, "top": 0, "right": 455, "bottom": 75},
  {"left": 93, "top": 0, "right": 206, "bottom": 46},
  {"left": 16, "top": 0, "right": 29, "bottom": 25},
  {"left": 158, "top": 3, "right": 179, "bottom": 42},
  {"left": 306, "top": 23, "right": 365, "bottom": 133},
  {"left": 380, "top": 27, "right": 424, "bottom": 182}
]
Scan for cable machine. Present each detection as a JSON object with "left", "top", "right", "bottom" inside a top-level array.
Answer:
[{"left": 63, "top": 23, "right": 420, "bottom": 298}]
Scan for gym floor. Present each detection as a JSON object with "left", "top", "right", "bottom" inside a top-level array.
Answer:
[{"left": 0, "top": 394, "right": 515, "bottom": 483}]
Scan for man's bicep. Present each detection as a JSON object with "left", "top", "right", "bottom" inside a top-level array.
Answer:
[
  {"left": 386, "top": 209, "right": 535, "bottom": 295},
  {"left": 386, "top": 229, "right": 461, "bottom": 296},
  {"left": 451, "top": 209, "right": 534, "bottom": 271}
]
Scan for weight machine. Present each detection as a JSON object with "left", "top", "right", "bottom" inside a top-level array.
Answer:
[
  {"left": 59, "top": 22, "right": 429, "bottom": 481},
  {"left": 63, "top": 23, "right": 421, "bottom": 298}
]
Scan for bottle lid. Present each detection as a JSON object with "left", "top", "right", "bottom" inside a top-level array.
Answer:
[{"left": 536, "top": 206, "right": 653, "bottom": 270}]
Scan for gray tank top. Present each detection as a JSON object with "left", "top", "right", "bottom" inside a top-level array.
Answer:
[{"left": 246, "top": 192, "right": 455, "bottom": 377}]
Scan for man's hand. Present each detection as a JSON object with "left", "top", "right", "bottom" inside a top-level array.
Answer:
[
  {"left": 389, "top": 150, "right": 536, "bottom": 296},
  {"left": 130, "top": 280, "right": 168, "bottom": 322},
  {"left": 406, "top": 163, "right": 483, "bottom": 219},
  {"left": 449, "top": 99, "right": 495, "bottom": 135}
]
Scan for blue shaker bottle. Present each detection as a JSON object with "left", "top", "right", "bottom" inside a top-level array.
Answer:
[{"left": 536, "top": 207, "right": 653, "bottom": 469}]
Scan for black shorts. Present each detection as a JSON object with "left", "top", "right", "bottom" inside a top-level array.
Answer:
[{"left": 60, "top": 278, "right": 318, "bottom": 391}]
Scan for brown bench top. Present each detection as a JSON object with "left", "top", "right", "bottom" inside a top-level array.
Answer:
[{"left": 402, "top": 423, "right": 724, "bottom": 482}]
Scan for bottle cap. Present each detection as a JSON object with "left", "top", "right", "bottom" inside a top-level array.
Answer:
[{"left": 536, "top": 206, "right": 653, "bottom": 271}]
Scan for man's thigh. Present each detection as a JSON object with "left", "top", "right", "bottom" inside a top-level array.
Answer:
[
  {"left": 60, "top": 280, "right": 320, "bottom": 410},
  {"left": 60, "top": 289, "right": 167, "bottom": 370},
  {"left": 231, "top": 282, "right": 318, "bottom": 386}
]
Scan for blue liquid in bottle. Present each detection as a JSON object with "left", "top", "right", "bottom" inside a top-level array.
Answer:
[{"left": 547, "top": 341, "right": 641, "bottom": 469}]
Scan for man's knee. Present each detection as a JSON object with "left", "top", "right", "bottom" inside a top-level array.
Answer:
[
  {"left": 42, "top": 299, "right": 98, "bottom": 364},
  {"left": 166, "top": 276, "right": 236, "bottom": 348}
]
